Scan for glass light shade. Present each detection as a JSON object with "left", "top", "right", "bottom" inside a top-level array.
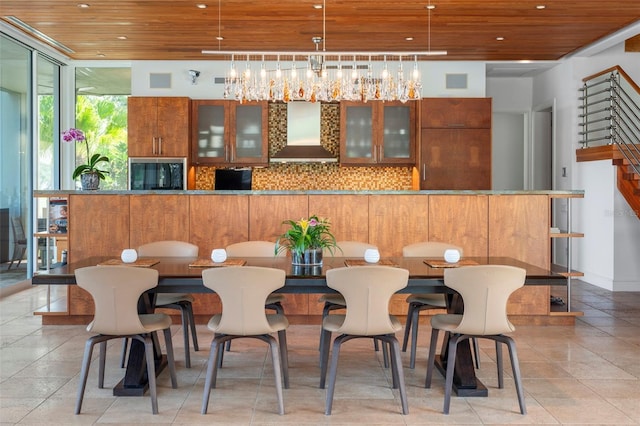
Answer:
[
  {"left": 211, "top": 248, "right": 227, "bottom": 263},
  {"left": 364, "top": 248, "right": 380, "bottom": 263},
  {"left": 444, "top": 249, "right": 461, "bottom": 263},
  {"left": 121, "top": 249, "right": 138, "bottom": 263}
]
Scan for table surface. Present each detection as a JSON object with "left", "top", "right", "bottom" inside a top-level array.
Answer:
[{"left": 33, "top": 256, "right": 565, "bottom": 294}]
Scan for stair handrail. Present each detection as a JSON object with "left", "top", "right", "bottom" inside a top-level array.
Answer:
[{"left": 579, "top": 66, "right": 640, "bottom": 176}]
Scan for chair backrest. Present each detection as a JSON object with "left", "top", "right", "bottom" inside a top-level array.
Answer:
[
  {"left": 444, "top": 265, "right": 526, "bottom": 335},
  {"left": 326, "top": 266, "right": 409, "bottom": 335},
  {"left": 75, "top": 266, "right": 159, "bottom": 335},
  {"left": 11, "top": 217, "right": 26, "bottom": 243},
  {"left": 202, "top": 266, "right": 286, "bottom": 335},
  {"left": 138, "top": 240, "right": 199, "bottom": 257},
  {"left": 226, "top": 240, "right": 284, "bottom": 257},
  {"left": 402, "top": 241, "right": 463, "bottom": 257},
  {"left": 327, "top": 241, "right": 378, "bottom": 257}
]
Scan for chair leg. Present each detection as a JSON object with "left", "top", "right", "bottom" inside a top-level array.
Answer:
[
  {"left": 495, "top": 340, "right": 504, "bottom": 388},
  {"left": 401, "top": 302, "right": 416, "bottom": 352},
  {"left": 266, "top": 335, "right": 285, "bottom": 415},
  {"left": 325, "top": 334, "right": 347, "bottom": 415},
  {"left": 443, "top": 334, "right": 461, "bottom": 415},
  {"left": 387, "top": 337, "right": 409, "bottom": 415},
  {"left": 185, "top": 302, "right": 199, "bottom": 352},
  {"left": 75, "top": 335, "right": 108, "bottom": 414},
  {"left": 503, "top": 336, "right": 527, "bottom": 415},
  {"left": 408, "top": 307, "right": 421, "bottom": 369},
  {"left": 381, "top": 339, "right": 390, "bottom": 368},
  {"left": 163, "top": 328, "right": 178, "bottom": 388},
  {"left": 138, "top": 335, "right": 159, "bottom": 414},
  {"left": 98, "top": 341, "right": 107, "bottom": 388},
  {"left": 120, "top": 338, "right": 129, "bottom": 368},
  {"left": 319, "top": 329, "right": 332, "bottom": 389},
  {"left": 277, "top": 329, "right": 290, "bottom": 389},
  {"left": 180, "top": 306, "right": 191, "bottom": 368},
  {"left": 472, "top": 338, "right": 481, "bottom": 369},
  {"left": 424, "top": 328, "right": 440, "bottom": 388},
  {"left": 201, "top": 338, "right": 219, "bottom": 414}
]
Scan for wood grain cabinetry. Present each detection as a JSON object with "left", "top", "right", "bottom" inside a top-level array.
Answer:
[
  {"left": 419, "top": 98, "right": 492, "bottom": 189},
  {"left": 191, "top": 100, "right": 268, "bottom": 166},
  {"left": 340, "top": 101, "right": 416, "bottom": 166},
  {"left": 129, "top": 195, "right": 190, "bottom": 248},
  {"left": 428, "top": 195, "right": 489, "bottom": 256},
  {"left": 128, "top": 97, "right": 190, "bottom": 157},
  {"left": 368, "top": 195, "right": 429, "bottom": 256}
]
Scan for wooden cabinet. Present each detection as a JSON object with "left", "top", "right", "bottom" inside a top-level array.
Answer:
[
  {"left": 129, "top": 195, "right": 190, "bottom": 249},
  {"left": 340, "top": 101, "right": 416, "bottom": 166},
  {"left": 419, "top": 98, "right": 491, "bottom": 189},
  {"left": 128, "top": 97, "right": 190, "bottom": 157},
  {"left": 191, "top": 100, "right": 268, "bottom": 166}
]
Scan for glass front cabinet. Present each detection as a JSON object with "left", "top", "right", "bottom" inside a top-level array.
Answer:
[
  {"left": 340, "top": 101, "right": 416, "bottom": 165},
  {"left": 191, "top": 100, "right": 268, "bottom": 166}
]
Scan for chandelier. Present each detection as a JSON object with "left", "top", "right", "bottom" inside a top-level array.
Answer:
[{"left": 202, "top": 1, "right": 446, "bottom": 103}]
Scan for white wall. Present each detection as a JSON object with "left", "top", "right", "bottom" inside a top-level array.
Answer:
[{"left": 532, "top": 42, "right": 640, "bottom": 291}]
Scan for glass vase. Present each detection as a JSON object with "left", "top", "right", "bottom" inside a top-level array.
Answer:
[{"left": 291, "top": 248, "right": 323, "bottom": 266}]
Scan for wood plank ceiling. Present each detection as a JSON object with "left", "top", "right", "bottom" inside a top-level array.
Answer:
[{"left": 1, "top": 0, "right": 639, "bottom": 61}]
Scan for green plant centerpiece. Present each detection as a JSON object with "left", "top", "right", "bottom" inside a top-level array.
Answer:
[
  {"left": 275, "top": 215, "right": 338, "bottom": 265},
  {"left": 62, "top": 128, "right": 110, "bottom": 190}
]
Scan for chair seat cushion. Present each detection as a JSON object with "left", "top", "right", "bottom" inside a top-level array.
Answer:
[
  {"left": 266, "top": 293, "right": 285, "bottom": 305},
  {"left": 406, "top": 293, "right": 447, "bottom": 308},
  {"left": 430, "top": 314, "right": 462, "bottom": 332},
  {"left": 155, "top": 293, "right": 194, "bottom": 306},
  {"left": 318, "top": 294, "right": 346, "bottom": 306},
  {"left": 139, "top": 313, "right": 173, "bottom": 332},
  {"left": 322, "top": 314, "right": 402, "bottom": 334},
  {"left": 207, "top": 313, "right": 289, "bottom": 334}
]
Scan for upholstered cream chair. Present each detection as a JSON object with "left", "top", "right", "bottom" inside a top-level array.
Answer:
[
  {"left": 318, "top": 241, "right": 380, "bottom": 357},
  {"left": 126, "top": 240, "right": 199, "bottom": 368},
  {"left": 74, "top": 266, "right": 177, "bottom": 415},
  {"left": 402, "top": 241, "right": 480, "bottom": 369},
  {"left": 320, "top": 266, "right": 409, "bottom": 415},
  {"left": 425, "top": 265, "right": 527, "bottom": 415},
  {"left": 201, "top": 266, "right": 289, "bottom": 415}
]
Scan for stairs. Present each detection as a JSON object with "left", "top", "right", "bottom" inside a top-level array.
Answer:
[{"left": 576, "top": 144, "right": 640, "bottom": 219}]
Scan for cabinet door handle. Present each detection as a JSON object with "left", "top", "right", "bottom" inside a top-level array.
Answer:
[
  {"left": 152, "top": 137, "right": 157, "bottom": 155},
  {"left": 423, "top": 163, "right": 426, "bottom": 181},
  {"left": 158, "top": 137, "right": 162, "bottom": 155}
]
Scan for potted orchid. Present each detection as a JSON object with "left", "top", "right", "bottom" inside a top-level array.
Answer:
[
  {"left": 275, "top": 215, "right": 338, "bottom": 265},
  {"left": 62, "top": 128, "right": 110, "bottom": 190}
]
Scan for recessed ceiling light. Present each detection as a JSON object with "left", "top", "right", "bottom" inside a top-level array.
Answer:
[
  {"left": 496, "top": 37, "right": 505, "bottom": 41},
  {"left": 536, "top": 5, "right": 546, "bottom": 9},
  {"left": 77, "top": 3, "right": 90, "bottom": 8},
  {"left": 196, "top": 4, "right": 207, "bottom": 8},
  {"left": 426, "top": 4, "right": 436, "bottom": 10},
  {"left": 96, "top": 52, "right": 106, "bottom": 57},
  {"left": 117, "top": 36, "right": 127, "bottom": 40},
  {"left": 215, "top": 36, "right": 224, "bottom": 41},
  {"left": 405, "top": 37, "right": 414, "bottom": 41},
  {"left": 313, "top": 4, "right": 323, "bottom": 9}
]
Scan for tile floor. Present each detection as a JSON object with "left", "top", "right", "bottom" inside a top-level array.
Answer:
[{"left": 0, "top": 281, "right": 639, "bottom": 425}]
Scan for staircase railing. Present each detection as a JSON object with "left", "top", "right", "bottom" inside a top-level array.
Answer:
[{"left": 579, "top": 66, "right": 640, "bottom": 176}]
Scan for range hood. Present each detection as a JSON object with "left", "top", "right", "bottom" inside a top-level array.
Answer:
[{"left": 270, "top": 102, "right": 337, "bottom": 163}]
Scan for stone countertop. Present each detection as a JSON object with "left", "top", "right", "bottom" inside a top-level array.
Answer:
[{"left": 34, "top": 189, "right": 585, "bottom": 196}]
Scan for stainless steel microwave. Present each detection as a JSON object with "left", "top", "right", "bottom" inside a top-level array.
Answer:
[{"left": 128, "top": 157, "right": 187, "bottom": 190}]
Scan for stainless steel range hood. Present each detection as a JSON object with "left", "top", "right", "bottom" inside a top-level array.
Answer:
[{"left": 270, "top": 102, "right": 337, "bottom": 163}]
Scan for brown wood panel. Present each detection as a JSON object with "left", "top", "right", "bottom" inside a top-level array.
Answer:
[
  {"left": 68, "top": 194, "right": 130, "bottom": 261},
  {"left": 127, "top": 97, "right": 157, "bottom": 157},
  {"left": 129, "top": 195, "right": 190, "bottom": 249},
  {"left": 368, "top": 195, "right": 429, "bottom": 257},
  {"left": 156, "top": 97, "right": 190, "bottom": 157},
  {"left": 507, "top": 286, "right": 550, "bottom": 315},
  {"left": 69, "top": 286, "right": 94, "bottom": 316},
  {"left": 421, "top": 98, "right": 492, "bottom": 129},
  {"left": 189, "top": 195, "right": 249, "bottom": 255},
  {"left": 308, "top": 194, "right": 369, "bottom": 243},
  {"left": 248, "top": 194, "right": 308, "bottom": 242},
  {"left": 488, "top": 195, "right": 550, "bottom": 269},
  {"left": 420, "top": 128, "right": 491, "bottom": 190},
  {"left": 428, "top": 195, "right": 488, "bottom": 257}
]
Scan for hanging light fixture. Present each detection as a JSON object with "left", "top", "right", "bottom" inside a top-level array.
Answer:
[{"left": 203, "top": 1, "right": 446, "bottom": 103}]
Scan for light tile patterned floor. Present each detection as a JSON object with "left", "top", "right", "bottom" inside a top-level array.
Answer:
[{"left": 0, "top": 281, "right": 639, "bottom": 425}]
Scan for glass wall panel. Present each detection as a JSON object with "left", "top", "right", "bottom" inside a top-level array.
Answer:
[{"left": 0, "top": 34, "right": 31, "bottom": 280}]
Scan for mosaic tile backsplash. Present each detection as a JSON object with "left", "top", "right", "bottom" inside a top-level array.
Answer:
[{"left": 194, "top": 102, "right": 414, "bottom": 191}]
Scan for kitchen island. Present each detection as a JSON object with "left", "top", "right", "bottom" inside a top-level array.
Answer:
[{"left": 33, "top": 189, "right": 583, "bottom": 325}]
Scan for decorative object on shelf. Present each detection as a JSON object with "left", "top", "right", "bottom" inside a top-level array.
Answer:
[
  {"left": 61, "top": 128, "right": 110, "bottom": 190},
  {"left": 275, "top": 215, "right": 338, "bottom": 265},
  {"left": 202, "top": 0, "right": 445, "bottom": 103},
  {"left": 211, "top": 248, "right": 227, "bottom": 263},
  {"left": 364, "top": 248, "right": 381, "bottom": 263},
  {"left": 120, "top": 249, "right": 138, "bottom": 263},
  {"left": 443, "top": 249, "right": 461, "bottom": 264}
]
